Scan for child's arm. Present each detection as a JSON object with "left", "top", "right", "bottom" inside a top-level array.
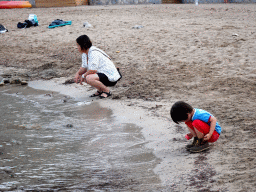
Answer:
[{"left": 204, "top": 116, "right": 217, "bottom": 141}]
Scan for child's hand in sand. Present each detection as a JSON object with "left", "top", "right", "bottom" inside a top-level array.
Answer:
[{"left": 204, "top": 133, "right": 212, "bottom": 141}]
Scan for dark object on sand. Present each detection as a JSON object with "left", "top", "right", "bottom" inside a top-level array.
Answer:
[
  {"left": 17, "top": 20, "right": 38, "bottom": 28},
  {"left": 0, "top": 24, "right": 8, "bottom": 33},
  {"left": 63, "top": 79, "right": 75, "bottom": 85}
]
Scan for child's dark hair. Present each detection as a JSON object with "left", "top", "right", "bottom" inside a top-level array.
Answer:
[
  {"left": 170, "top": 101, "right": 193, "bottom": 124},
  {"left": 76, "top": 35, "right": 92, "bottom": 51}
]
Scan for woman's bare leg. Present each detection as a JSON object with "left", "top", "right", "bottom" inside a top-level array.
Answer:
[{"left": 85, "top": 74, "right": 110, "bottom": 94}]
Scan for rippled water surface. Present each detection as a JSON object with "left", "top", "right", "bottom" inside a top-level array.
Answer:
[{"left": 0, "top": 85, "right": 162, "bottom": 191}]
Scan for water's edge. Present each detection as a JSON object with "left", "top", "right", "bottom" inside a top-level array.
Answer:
[{"left": 0, "top": 82, "right": 165, "bottom": 191}]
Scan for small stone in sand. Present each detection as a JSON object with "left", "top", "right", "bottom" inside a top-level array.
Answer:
[
  {"left": 132, "top": 25, "right": 144, "bottom": 29},
  {"left": 21, "top": 81, "right": 28, "bottom": 85}
]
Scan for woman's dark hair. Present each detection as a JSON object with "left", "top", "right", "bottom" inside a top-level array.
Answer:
[
  {"left": 170, "top": 101, "right": 193, "bottom": 124},
  {"left": 76, "top": 35, "right": 92, "bottom": 51}
]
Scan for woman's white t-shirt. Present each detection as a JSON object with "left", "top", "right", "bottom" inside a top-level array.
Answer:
[{"left": 81, "top": 46, "right": 121, "bottom": 82}]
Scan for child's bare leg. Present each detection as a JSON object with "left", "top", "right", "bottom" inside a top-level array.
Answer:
[
  {"left": 188, "top": 127, "right": 197, "bottom": 137},
  {"left": 194, "top": 128, "right": 204, "bottom": 139}
]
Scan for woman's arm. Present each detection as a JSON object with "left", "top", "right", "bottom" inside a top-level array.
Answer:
[
  {"left": 204, "top": 116, "right": 217, "bottom": 141},
  {"left": 83, "top": 69, "right": 97, "bottom": 77},
  {"left": 80, "top": 70, "right": 97, "bottom": 84},
  {"left": 74, "top": 67, "right": 87, "bottom": 83}
]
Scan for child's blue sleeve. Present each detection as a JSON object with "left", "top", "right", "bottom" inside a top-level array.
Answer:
[
  {"left": 193, "top": 109, "right": 222, "bottom": 134},
  {"left": 192, "top": 109, "right": 211, "bottom": 123}
]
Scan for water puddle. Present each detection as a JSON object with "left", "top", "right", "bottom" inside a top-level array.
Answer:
[{"left": 0, "top": 85, "right": 162, "bottom": 191}]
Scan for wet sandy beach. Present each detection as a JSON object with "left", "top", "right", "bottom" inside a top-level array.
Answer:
[{"left": 0, "top": 3, "right": 256, "bottom": 191}]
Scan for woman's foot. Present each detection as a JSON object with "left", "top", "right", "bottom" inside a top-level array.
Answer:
[
  {"left": 90, "top": 90, "right": 102, "bottom": 97},
  {"left": 99, "top": 91, "right": 112, "bottom": 99}
]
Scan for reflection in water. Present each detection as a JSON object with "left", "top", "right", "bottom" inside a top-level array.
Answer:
[{"left": 0, "top": 85, "right": 162, "bottom": 191}]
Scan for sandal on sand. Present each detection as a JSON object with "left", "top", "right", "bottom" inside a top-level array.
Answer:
[
  {"left": 99, "top": 91, "right": 112, "bottom": 99},
  {"left": 90, "top": 91, "right": 102, "bottom": 97},
  {"left": 48, "top": 19, "right": 72, "bottom": 29}
]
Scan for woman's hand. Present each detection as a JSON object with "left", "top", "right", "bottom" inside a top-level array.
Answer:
[
  {"left": 74, "top": 67, "right": 87, "bottom": 83},
  {"left": 79, "top": 70, "right": 96, "bottom": 84},
  {"left": 74, "top": 73, "right": 81, "bottom": 83},
  {"left": 80, "top": 74, "right": 86, "bottom": 85}
]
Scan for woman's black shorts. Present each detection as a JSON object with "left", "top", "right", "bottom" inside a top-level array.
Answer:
[{"left": 97, "top": 73, "right": 117, "bottom": 87}]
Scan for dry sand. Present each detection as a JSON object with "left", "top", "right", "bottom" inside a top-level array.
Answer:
[{"left": 0, "top": 4, "right": 256, "bottom": 191}]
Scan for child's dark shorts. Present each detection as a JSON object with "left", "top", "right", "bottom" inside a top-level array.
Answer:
[{"left": 97, "top": 73, "right": 117, "bottom": 87}]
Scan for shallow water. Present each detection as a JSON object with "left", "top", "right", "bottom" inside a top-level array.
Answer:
[{"left": 0, "top": 85, "right": 162, "bottom": 191}]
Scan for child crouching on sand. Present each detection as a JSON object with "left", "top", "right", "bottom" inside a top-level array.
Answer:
[{"left": 170, "top": 101, "right": 221, "bottom": 153}]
